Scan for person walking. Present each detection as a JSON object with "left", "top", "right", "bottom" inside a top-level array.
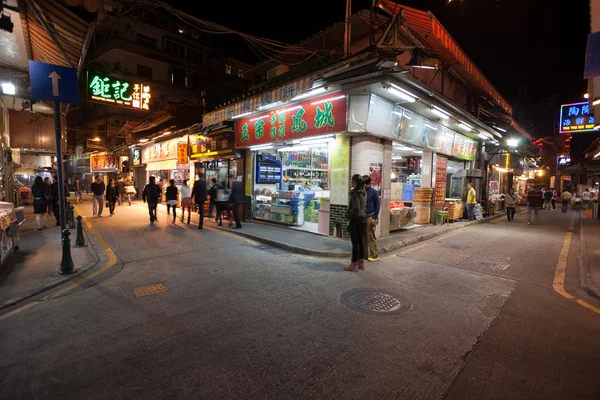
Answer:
[
  {"left": 124, "top": 180, "right": 135, "bottom": 205},
  {"left": 582, "top": 189, "right": 592, "bottom": 210},
  {"left": 214, "top": 181, "right": 229, "bottom": 226},
  {"left": 191, "top": 173, "right": 207, "bottom": 229},
  {"left": 106, "top": 179, "right": 119, "bottom": 216},
  {"left": 207, "top": 178, "right": 218, "bottom": 218},
  {"left": 180, "top": 179, "right": 192, "bottom": 224},
  {"left": 142, "top": 176, "right": 161, "bottom": 224},
  {"left": 230, "top": 179, "right": 244, "bottom": 229},
  {"left": 44, "top": 177, "right": 52, "bottom": 216},
  {"left": 552, "top": 188, "right": 558, "bottom": 210},
  {"left": 543, "top": 188, "right": 553, "bottom": 210},
  {"left": 466, "top": 182, "right": 477, "bottom": 220},
  {"left": 166, "top": 179, "right": 178, "bottom": 224},
  {"left": 31, "top": 176, "right": 49, "bottom": 230},
  {"left": 504, "top": 188, "right": 519, "bottom": 221},
  {"left": 73, "top": 178, "right": 83, "bottom": 203},
  {"left": 344, "top": 174, "right": 368, "bottom": 272},
  {"left": 560, "top": 189, "right": 572, "bottom": 213},
  {"left": 527, "top": 186, "right": 542, "bottom": 225},
  {"left": 362, "top": 175, "right": 380, "bottom": 262},
  {"left": 91, "top": 175, "right": 106, "bottom": 218},
  {"left": 49, "top": 177, "right": 69, "bottom": 226},
  {"left": 116, "top": 178, "right": 125, "bottom": 206}
]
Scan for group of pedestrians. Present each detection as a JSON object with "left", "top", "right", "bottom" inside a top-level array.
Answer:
[
  {"left": 31, "top": 175, "right": 69, "bottom": 230},
  {"left": 91, "top": 176, "right": 135, "bottom": 217},
  {"left": 344, "top": 174, "right": 380, "bottom": 272},
  {"left": 140, "top": 173, "right": 244, "bottom": 229}
]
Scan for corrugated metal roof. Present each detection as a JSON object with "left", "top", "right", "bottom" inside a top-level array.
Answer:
[
  {"left": 18, "top": 0, "right": 88, "bottom": 68},
  {"left": 380, "top": 0, "right": 513, "bottom": 116}
]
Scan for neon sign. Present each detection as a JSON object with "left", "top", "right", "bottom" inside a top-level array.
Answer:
[
  {"left": 559, "top": 102, "right": 594, "bottom": 133},
  {"left": 557, "top": 155, "right": 571, "bottom": 166},
  {"left": 87, "top": 73, "right": 151, "bottom": 111}
]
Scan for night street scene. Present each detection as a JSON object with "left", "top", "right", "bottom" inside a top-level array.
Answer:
[{"left": 1, "top": 0, "right": 600, "bottom": 399}]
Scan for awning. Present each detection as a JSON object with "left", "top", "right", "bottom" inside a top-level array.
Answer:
[
  {"left": 379, "top": 1, "right": 513, "bottom": 116},
  {"left": 18, "top": 0, "right": 92, "bottom": 68}
]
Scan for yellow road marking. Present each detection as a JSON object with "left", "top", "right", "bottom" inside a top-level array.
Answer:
[
  {"left": 553, "top": 215, "right": 600, "bottom": 315},
  {"left": 0, "top": 205, "right": 118, "bottom": 320}
]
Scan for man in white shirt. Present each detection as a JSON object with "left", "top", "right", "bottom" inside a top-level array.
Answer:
[{"left": 582, "top": 189, "right": 592, "bottom": 210}]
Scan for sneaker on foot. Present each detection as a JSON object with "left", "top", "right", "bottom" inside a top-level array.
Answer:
[{"left": 367, "top": 257, "right": 379, "bottom": 262}]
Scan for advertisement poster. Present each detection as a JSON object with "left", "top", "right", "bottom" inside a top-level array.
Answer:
[
  {"left": 451, "top": 133, "right": 478, "bottom": 161},
  {"left": 330, "top": 137, "right": 350, "bottom": 205},
  {"left": 434, "top": 156, "right": 447, "bottom": 207},
  {"left": 369, "top": 163, "right": 382, "bottom": 187}
]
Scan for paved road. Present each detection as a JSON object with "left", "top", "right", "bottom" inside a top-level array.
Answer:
[{"left": 1, "top": 202, "right": 599, "bottom": 399}]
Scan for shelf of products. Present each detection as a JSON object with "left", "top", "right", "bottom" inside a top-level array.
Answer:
[
  {"left": 254, "top": 190, "right": 305, "bottom": 226},
  {"left": 281, "top": 149, "right": 329, "bottom": 190}
]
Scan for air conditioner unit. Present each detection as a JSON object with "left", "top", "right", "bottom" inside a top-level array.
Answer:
[
  {"left": 266, "top": 64, "right": 289, "bottom": 80},
  {"left": 110, "top": 117, "right": 123, "bottom": 126}
]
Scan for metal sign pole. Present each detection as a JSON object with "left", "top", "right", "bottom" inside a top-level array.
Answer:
[{"left": 54, "top": 101, "right": 75, "bottom": 274}]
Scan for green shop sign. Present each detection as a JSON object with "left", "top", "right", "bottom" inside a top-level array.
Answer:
[{"left": 87, "top": 73, "right": 152, "bottom": 110}]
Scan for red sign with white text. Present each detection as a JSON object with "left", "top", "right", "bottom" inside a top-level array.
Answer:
[{"left": 234, "top": 94, "right": 347, "bottom": 148}]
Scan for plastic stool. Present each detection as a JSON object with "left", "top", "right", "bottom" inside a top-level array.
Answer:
[{"left": 436, "top": 211, "right": 449, "bottom": 226}]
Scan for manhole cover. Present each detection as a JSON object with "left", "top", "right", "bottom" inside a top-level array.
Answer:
[
  {"left": 340, "top": 289, "right": 410, "bottom": 316},
  {"left": 133, "top": 283, "right": 168, "bottom": 298},
  {"left": 464, "top": 258, "right": 510, "bottom": 271}
]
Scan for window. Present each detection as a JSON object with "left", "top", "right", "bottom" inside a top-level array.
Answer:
[
  {"left": 225, "top": 64, "right": 232, "bottom": 75},
  {"left": 137, "top": 64, "right": 153, "bottom": 79},
  {"left": 165, "top": 37, "right": 185, "bottom": 57},
  {"left": 185, "top": 71, "right": 197, "bottom": 89},
  {"left": 187, "top": 48, "right": 199, "bottom": 63},
  {"left": 169, "top": 66, "right": 185, "bottom": 85},
  {"left": 137, "top": 34, "right": 157, "bottom": 49}
]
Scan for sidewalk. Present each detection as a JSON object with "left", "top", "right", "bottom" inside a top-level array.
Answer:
[
  {"left": 0, "top": 207, "right": 98, "bottom": 309},
  {"left": 139, "top": 201, "right": 512, "bottom": 258},
  {"left": 580, "top": 212, "right": 600, "bottom": 299}
]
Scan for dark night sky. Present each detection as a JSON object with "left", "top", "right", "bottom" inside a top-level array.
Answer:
[{"left": 176, "top": 0, "right": 589, "bottom": 108}]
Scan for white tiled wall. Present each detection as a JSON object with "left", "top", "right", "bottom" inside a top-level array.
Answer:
[{"left": 351, "top": 137, "right": 384, "bottom": 177}]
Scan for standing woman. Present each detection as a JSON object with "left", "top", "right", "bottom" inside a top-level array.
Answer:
[
  {"left": 73, "top": 178, "right": 83, "bottom": 203},
  {"left": 106, "top": 179, "right": 119, "bottom": 216},
  {"left": 166, "top": 179, "right": 178, "bottom": 224},
  {"left": 179, "top": 179, "right": 192, "bottom": 224},
  {"left": 31, "top": 176, "right": 48, "bottom": 230},
  {"left": 344, "top": 174, "right": 368, "bottom": 272}
]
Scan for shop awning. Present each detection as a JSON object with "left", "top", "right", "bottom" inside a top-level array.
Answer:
[{"left": 379, "top": 1, "right": 512, "bottom": 116}]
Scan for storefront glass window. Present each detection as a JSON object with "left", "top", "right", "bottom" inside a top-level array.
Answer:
[{"left": 446, "top": 159, "right": 465, "bottom": 199}]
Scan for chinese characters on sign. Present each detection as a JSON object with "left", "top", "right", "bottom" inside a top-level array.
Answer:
[
  {"left": 556, "top": 155, "right": 571, "bottom": 166},
  {"left": 451, "top": 133, "right": 478, "bottom": 161},
  {"left": 90, "top": 155, "right": 117, "bottom": 171},
  {"left": 190, "top": 132, "right": 233, "bottom": 158},
  {"left": 435, "top": 156, "right": 448, "bottom": 207},
  {"left": 177, "top": 143, "right": 188, "bottom": 164},
  {"left": 87, "top": 73, "right": 151, "bottom": 111},
  {"left": 132, "top": 149, "right": 141, "bottom": 166},
  {"left": 559, "top": 102, "right": 595, "bottom": 133},
  {"left": 234, "top": 94, "right": 347, "bottom": 147}
]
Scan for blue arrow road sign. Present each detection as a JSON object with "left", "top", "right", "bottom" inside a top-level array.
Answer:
[{"left": 29, "top": 61, "right": 78, "bottom": 104}]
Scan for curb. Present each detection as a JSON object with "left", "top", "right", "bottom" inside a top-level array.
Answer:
[
  {"left": 135, "top": 201, "right": 509, "bottom": 258},
  {"left": 0, "top": 226, "right": 100, "bottom": 311},
  {"left": 578, "top": 212, "right": 600, "bottom": 300}
]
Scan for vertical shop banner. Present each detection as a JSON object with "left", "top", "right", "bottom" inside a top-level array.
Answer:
[
  {"left": 177, "top": 143, "right": 188, "bottom": 164},
  {"left": 132, "top": 148, "right": 141, "bottom": 166},
  {"left": 330, "top": 137, "right": 350, "bottom": 205},
  {"left": 234, "top": 93, "right": 347, "bottom": 147},
  {"left": 451, "top": 133, "right": 478, "bottom": 161},
  {"left": 435, "top": 156, "right": 448, "bottom": 206}
]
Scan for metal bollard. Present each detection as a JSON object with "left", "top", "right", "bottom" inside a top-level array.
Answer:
[
  {"left": 59, "top": 229, "right": 75, "bottom": 275},
  {"left": 75, "top": 215, "right": 86, "bottom": 247},
  {"left": 68, "top": 202, "right": 75, "bottom": 228}
]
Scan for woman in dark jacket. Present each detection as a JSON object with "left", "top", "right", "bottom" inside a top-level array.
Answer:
[
  {"left": 106, "top": 179, "right": 119, "bottom": 216},
  {"left": 31, "top": 176, "right": 48, "bottom": 230},
  {"left": 166, "top": 179, "right": 178, "bottom": 224},
  {"left": 344, "top": 174, "right": 368, "bottom": 272}
]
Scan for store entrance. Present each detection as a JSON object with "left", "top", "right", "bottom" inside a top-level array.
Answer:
[
  {"left": 389, "top": 142, "right": 423, "bottom": 231},
  {"left": 253, "top": 140, "right": 331, "bottom": 235}
]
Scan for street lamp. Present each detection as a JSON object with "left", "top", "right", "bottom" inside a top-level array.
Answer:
[{"left": 507, "top": 138, "right": 519, "bottom": 147}]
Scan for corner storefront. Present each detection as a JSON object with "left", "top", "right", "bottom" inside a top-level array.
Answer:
[{"left": 141, "top": 136, "right": 190, "bottom": 200}]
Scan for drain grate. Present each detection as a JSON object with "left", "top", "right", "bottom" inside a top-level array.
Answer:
[
  {"left": 340, "top": 289, "right": 410, "bottom": 316},
  {"left": 464, "top": 258, "right": 510, "bottom": 271},
  {"left": 133, "top": 283, "right": 168, "bottom": 298}
]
